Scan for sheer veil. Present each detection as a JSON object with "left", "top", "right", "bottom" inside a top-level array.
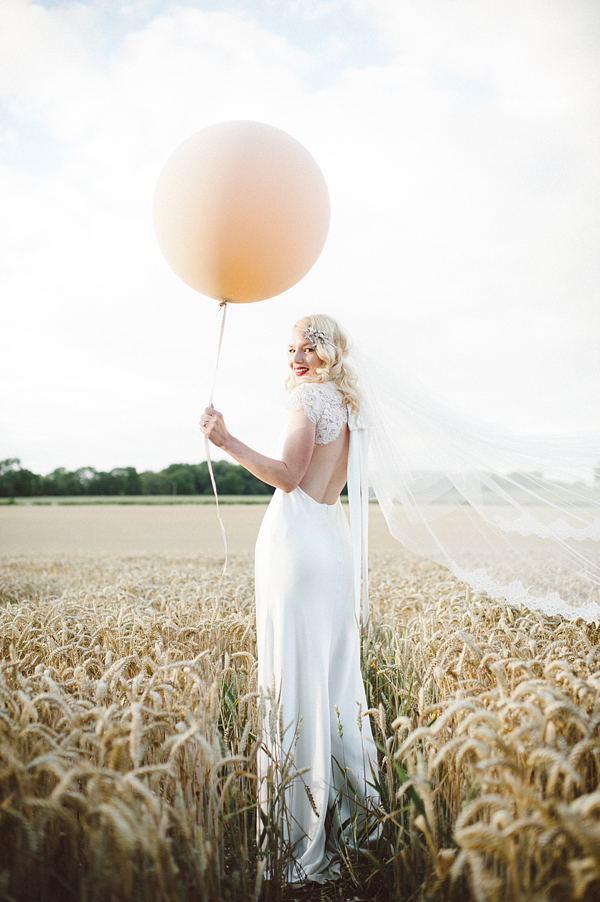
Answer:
[{"left": 349, "top": 344, "right": 600, "bottom": 623}]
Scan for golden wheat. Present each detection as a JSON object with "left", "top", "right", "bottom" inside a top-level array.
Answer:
[{"left": 1, "top": 549, "right": 600, "bottom": 901}]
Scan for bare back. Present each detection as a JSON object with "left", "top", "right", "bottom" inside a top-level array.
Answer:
[
  {"left": 288, "top": 381, "right": 350, "bottom": 505},
  {"left": 299, "top": 425, "right": 349, "bottom": 504}
]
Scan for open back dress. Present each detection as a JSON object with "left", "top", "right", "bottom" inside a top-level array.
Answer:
[{"left": 254, "top": 380, "right": 378, "bottom": 883}]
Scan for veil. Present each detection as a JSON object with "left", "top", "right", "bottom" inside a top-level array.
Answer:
[{"left": 349, "top": 345, "right": 600, "bottom": 623}]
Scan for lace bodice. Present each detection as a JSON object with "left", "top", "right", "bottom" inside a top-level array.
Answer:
[{"left": 288, "top": 382, "right": 348, "bottom": 445}]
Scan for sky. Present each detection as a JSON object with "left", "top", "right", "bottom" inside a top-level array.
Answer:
[{"left": 1, "top": 0, "right": 599, "bottom": 476}]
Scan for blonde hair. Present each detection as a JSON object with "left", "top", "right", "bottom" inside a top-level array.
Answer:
[{"left": 286, "top": 313, "right": 361, "bottom": 417}]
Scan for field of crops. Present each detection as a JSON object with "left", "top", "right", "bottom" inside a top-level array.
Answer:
[{"left": 1, "top": 505, "right": 600, "bottom": 901}]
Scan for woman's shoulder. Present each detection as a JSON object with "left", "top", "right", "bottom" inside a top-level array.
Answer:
[
  {"left": 289, "top": 380, "right": 343, "bottom": 405},
  {"left": 288, "top": 380, "right": 346, "bottom": 425},
  {"left": 288, "top": 381, "right": 324, "bottom": 420}
]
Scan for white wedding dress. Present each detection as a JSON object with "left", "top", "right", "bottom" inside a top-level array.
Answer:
[{"left": 255, "top": 381, "right": 378, "bottom": 883}]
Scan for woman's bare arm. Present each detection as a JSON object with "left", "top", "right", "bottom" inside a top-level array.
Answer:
[{"left": 200, "top": 406, "right": 315, "bottom": 492}]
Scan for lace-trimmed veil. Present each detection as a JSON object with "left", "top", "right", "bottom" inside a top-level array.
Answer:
[{"left": 349, "top": 345, "right": 600, "bottom": 622}]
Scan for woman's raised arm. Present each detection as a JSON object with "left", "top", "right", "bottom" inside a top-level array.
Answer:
[{"left": 200, "top": 406, "right": 315, "bottom": 492}]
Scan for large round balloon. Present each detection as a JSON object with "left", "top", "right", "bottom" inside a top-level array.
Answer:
[{"left": 153, "top": 120, "right": 330, "bottom": 303}]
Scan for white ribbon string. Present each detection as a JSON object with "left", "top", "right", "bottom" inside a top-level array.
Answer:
[
  {"left": 205, "top": 300, "right": 229, "bottom": 574},
  {"left": 347, "top": 412, "right": 369, "bottom": 630}
]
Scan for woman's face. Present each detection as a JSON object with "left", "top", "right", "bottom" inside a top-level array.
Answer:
[{"left": 288, "top": 330, "right": 322, "bottom": 382}]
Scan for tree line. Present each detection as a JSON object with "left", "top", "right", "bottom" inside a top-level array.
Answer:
[
  {"left": 0, "top": 458, "right": 274, "bottom": 498},
  {"left": 3, "top": 457, "right": 596, "bottom": 500}
]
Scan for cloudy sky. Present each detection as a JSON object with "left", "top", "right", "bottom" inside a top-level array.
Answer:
[{"left": 1, "top": 0, "right": 599, "bottom": 476}]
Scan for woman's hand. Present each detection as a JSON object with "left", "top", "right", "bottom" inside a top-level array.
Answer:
[{"left": 199, "top": 406, "right": 230, "bottom": 448}]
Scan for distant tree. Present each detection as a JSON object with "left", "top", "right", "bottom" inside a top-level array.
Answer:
[
  {"left": 116, "top": 467, "right": 142, "bottom": 495},
  {"left": 0, "top": 458, "right": 274, "bottom": 497},
  {"left": 0, "top": 458, "right": 40, "bottom": 497},
  {"left": 0, "top": 458, "right": 21, "bottom": 496},
  {"left": 0, "top": 458, "right": 21, "bottom": 474},
  {"left": 192, "top": 463, "right": 212, "bottom": 494},
  {"left": 84, "top": 470, "right": 115, "bottom": 495},
  {"left": 212, "top": 461, "right": 247, "bottom": 495},
  {"left": 75, "top": 467, "right": 97, "bottom": 489},
  {"left": 84, "top": 467, "right": 142, "bottom": 495},
  {"left": 237, "top": 465, "right": 273, "bottom": 495},
  {"left": 40, "top": 467, "right": 85, "bottom": 496},
  {"left": 161, "top": 464, "right": 197, "bottom": 495},
  {"left": 140, "top": 470, "right": 172, "bottom": 495},
  {"left": 41, "top": 466, "right": 99, "bottom": 496}
]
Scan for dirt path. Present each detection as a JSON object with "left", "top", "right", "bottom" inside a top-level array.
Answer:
[{"left": 0, "top": 503, "right": 401, "bottom": 556}]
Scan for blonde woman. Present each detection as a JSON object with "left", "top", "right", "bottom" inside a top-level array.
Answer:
[{"left": 201, "top": 313, "right": 378, "bottom": 883}]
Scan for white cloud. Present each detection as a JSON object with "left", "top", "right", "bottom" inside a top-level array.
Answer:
[
  {"left": 314, "top": 1, "right": 600, "bottom": 419},
  {"left": 0, "top": 0, "right": 598, "bottom": 475}
]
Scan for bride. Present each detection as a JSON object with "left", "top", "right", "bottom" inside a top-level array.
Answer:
[
  {"left": 201, "top": 309, "right": 600, "bottom": 880},
  {"left": 200, "top": 313, "right": 379, "bottom": 883}
]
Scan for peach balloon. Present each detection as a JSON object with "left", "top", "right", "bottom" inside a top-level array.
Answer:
[{"left": 153, "top": 120, "right": 330, "bottom": 303}]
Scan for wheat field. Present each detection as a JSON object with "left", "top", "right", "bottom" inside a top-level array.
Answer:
[{"left": 1, "top": 504, "right": 600, "bottom": 901}]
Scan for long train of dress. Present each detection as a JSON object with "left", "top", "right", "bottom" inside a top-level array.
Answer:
[{"left": 255, "top": 485, "right": 379, "bottom": 882}]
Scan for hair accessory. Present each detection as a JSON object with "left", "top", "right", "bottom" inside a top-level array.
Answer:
[{"left": 303, "top": 327, "right": 332, "bottom": 346}]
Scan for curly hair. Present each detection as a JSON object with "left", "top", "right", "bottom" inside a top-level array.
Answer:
[{"left": 285, "top": 313, "right": 361, "bottom": 417}]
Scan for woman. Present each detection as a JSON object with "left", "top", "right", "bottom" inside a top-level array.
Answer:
[
  {"left": 200, "top": 310, "right": 600, "bottom": 878},
  {"left": 200, "top": 313, "right": 379, "bottom": 883}
]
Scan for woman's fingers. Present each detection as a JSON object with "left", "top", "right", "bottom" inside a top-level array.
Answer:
[
  {"left": 200, "top": 407, "right": 220, "bottom": 427},
  {"left": 200, "top": 408, "right": 227, "bottom": 447}
]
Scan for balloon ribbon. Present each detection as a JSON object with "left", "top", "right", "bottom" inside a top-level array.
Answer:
[{"left": 205, "top": 300, "right": 229, "bottom": 574}]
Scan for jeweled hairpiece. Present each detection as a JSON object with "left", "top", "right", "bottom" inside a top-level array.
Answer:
[{"left": 303, "top": 327, "right": 332, "bottom": 346}]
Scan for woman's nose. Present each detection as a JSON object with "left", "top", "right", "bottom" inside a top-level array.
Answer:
[{"left": 293, "top": 349, "right": 304, "bottom": 362}]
